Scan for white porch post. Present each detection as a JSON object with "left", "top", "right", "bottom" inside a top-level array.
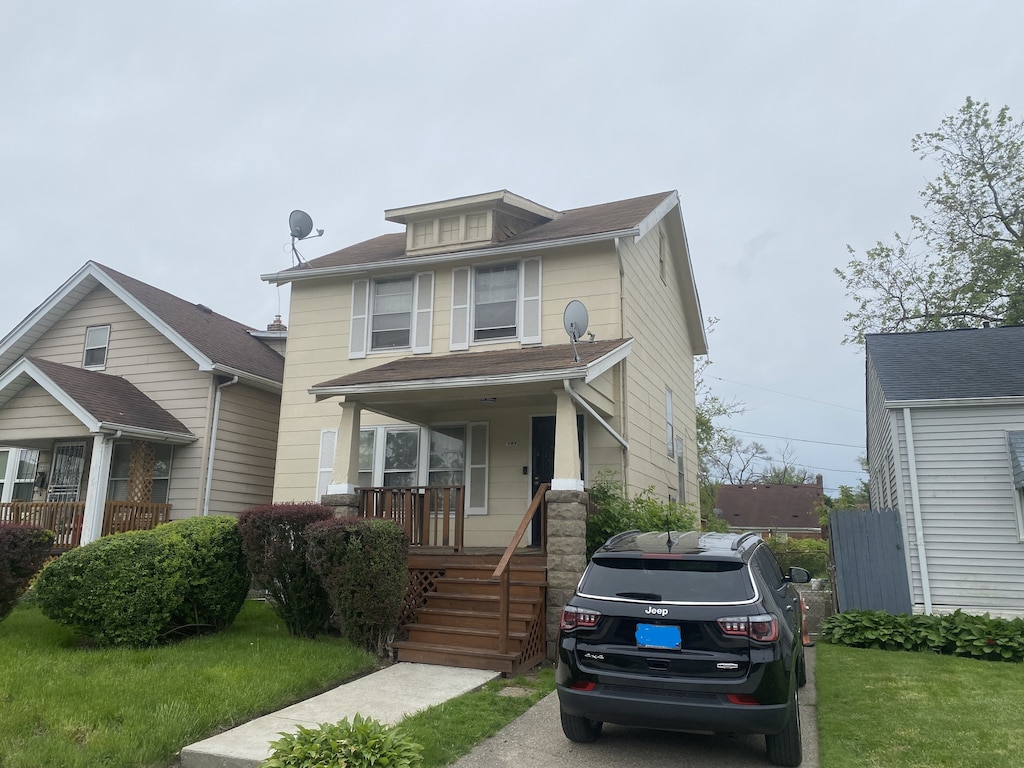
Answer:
[
  {"left": 81, "top": 433, "right": 114, "bottom": 545},
  {"left": 551, "top": 388, "right": 584, "bottom": 491},
  {"left": 327, "top": 401, "right": 361, "bottom": 495}
]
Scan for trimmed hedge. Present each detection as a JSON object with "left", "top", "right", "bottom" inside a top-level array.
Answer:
[
  {"left": 821, "top": 608, "right": 1024, "bottom": 662},
  {"left": 0, "top": 524, "right": 55, "bottom": 621},
  {"left": 238, "top": 503, "right": 334, "bottom": 638},
  {"left": 151, "top": 516, "right": 250, "bottom": 634},
  {"left": 33, "top": 516, "right": 250, "bottom": 646},
  {"left": 306, "top": 517, "right": 408, "bottom": 656}
]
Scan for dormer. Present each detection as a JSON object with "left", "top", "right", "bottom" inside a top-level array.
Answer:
[{"left": 385, "top": 190, "right": 559, "bottom": 256}]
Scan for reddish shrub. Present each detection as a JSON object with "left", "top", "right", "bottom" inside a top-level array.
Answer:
[
  {"left": 0, "top": 524, "right": 55, "bottom": 621},
  {"left": 237, "top": 503, "right": 334, "bottom": 637}
]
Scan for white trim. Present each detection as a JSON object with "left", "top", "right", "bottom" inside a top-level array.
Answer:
[
  {"left": 412, "top": 272, "right": 434, "bottom": 354},
  {"left": 521, "top": 257, "right": 542, "bottom": 345},
  {"left": 326, "top": 482, "right": 357, "bottom": 495},
  {"left": 634, "top": 191, "right": 679, "bottom": 241},
  {"left": 262, "top": 228, "right": 640, "bottom": 285},
  {"left": 349, "top": 279, "right": 369, "bottom": 359},
  {"left": 902, "top": 407, "right": 932, "bottom": 614},
  {"left": 564, "top": 380, "right": 628, "bottom": 450},
  {"left": 317, "top": 428, "right": 338, "bottom": 499},
  {"left": 552, "top": 478, "right": 585, "bottom": 492},
  {"left": 885, "top": 396, "right": 1024, "bottom": 409}
]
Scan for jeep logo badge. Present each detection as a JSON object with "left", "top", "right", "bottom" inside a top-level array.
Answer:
[{"left": 644, "top": 606, "right": 669, "bottom": 616}]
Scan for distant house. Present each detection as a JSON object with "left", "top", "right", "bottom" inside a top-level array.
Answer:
[
  {"left": 865, "top": 326, "right": 1024, "bottom": 619},
  {"left": 0, "top": 262, "right": 285, "bottom": 548},
  {"left": 713, "top": 476, "right": 824, "bottom": 539}
]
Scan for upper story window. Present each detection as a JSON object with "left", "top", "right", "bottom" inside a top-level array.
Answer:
[
  {"left": 412, "top": 221, "right": 434, "bottom": 248},
  {"left": 474, "top": 263, "right": 519, "bottom": 341},
  {"left": 466, "top": 213, "right": 487, "bottom": 240},
  {"left": 371, "top": 277, "right": 413, "bottom": 350},
  {"left": 83, "top": 325, "right": 110, "bottom": 369},
  {"left": 449, "top": 258, "right": 541, "bottom": 350},
  {"left": 439, "top": 217, "right": 460, "bottom": 244}
]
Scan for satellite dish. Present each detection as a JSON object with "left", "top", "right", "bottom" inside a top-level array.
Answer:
[
  {"left": 563, "top": 300, "right": 589, "bottom": 362},
  {"left": 563, "top": 300, "right": 589, "bottom": 341},
  {"left": 289, "top": 210, "right": 314, "bottom": 240}
]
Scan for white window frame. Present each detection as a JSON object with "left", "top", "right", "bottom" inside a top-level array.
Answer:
[
  {"left": 350, "top": 273, "right": 434, "bottom": 359},
  {"left": 83, "top": 325, "right": 111, "bottom": 370},
  {"left": 1006, "top": 431, "right": 1024, "bottom": 542},
  {"left": 455, "top": 258, "right": 541, "bottom": 346},
  {"left": 12, "top": 449, "right": 39, "bottom": 501}
]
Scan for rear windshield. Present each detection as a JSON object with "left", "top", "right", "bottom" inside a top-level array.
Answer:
[{"left": 578, "top": 557, "right": 755, "bottom": 604}]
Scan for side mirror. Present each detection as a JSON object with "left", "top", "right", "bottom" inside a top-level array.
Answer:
[{"left": 787, "top": 566, "right": 811, "bottom": 584}]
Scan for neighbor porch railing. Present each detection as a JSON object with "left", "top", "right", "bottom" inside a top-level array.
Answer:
[
  {"left": 0, "top": 500, "right": 172, "bottom": 550},
  {"left": 358, "top": 486, "right": 465, "bottom": 550}
]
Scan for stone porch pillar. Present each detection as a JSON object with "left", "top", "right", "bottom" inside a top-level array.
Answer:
[{"left": 545, "top": 488, "right": 589, "bottom": 661}]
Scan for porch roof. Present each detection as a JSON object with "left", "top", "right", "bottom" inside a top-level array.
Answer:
[
  {"left": 310, "top": 338, "right": 632, "bottom": 397},
  {"left": 0, "top": 357, "right": 196, "bottom": 443}
]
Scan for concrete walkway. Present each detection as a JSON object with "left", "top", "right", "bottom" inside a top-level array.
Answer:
[{"left": 179, "top": 663, "right": 500, "bottom": 768}]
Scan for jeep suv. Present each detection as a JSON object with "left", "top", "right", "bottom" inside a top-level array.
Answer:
[{"left": 556, "top": 530, "right": 810, "bottom": 767}]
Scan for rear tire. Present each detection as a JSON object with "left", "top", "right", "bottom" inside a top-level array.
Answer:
[
  {"left": 560, "top": 707, "right": 603, "bottom": 743},
  {"left": 765, "top": 688, "right": 802, "bottom": 767}
]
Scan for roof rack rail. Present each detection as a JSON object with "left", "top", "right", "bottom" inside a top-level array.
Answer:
[
  {"left": 603, "top": 529, "right": 641, "bottom": 548},
  {"left": 731, "top": 532, "right": 760, "bottom": 551}
]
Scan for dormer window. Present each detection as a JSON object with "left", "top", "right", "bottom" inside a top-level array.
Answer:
[
  {"left": 83, "top": 325, "right": 110, "bottom": 369},
  {"left": 439, "top": 217, "right": 460, "bottom": 244},
  {"left": 466, "top": 213, "right": 487, "bottom": 240},
  {"left": 412, "top": 221, "right": 434, "bottom": 249}
]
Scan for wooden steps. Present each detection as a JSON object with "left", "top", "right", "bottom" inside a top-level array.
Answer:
[{"left": 394, "top": 557, "right": 547, "bottom": 675}]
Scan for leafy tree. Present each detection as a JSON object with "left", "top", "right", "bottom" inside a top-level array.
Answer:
[
  {"left": 758, "top": 443, "right": 817, "bottom": 485},
  {"left": 836, "top": 97, "right": 1024, "bottom": 343}
]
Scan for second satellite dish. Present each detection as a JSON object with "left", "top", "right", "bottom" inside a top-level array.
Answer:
[
  {"left": 563, "top": 300, "right": 590, "bottom": 361},
  {"left": 289, "top": 210, "right": 314, "bottom": 240}
]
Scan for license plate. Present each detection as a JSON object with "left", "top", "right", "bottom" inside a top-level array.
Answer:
[{"left": 636, "top": 623, "right": 681, "bottom": 650}]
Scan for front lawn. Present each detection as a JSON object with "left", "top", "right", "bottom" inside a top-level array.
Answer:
[
  {"left": 0, "top": 600, "right": 377, "bottom": 768},
  {"left": 816, "top": 643, "right": 1024, "bottom": 767}
]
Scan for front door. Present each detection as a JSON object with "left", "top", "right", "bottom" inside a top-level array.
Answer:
[
  {"left": 47, "top": 442, "right": 87, "bottom": 502},
  {"left": 530, "top": 415, "right": 585, "bottom": 545}
]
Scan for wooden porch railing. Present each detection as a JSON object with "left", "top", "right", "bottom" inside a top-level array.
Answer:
[
  {"left": 491, "top": 483, "right": 549, "bottom": 655},
  {"left": 0, "top": 500, "right": 172, "bottom": 550},
  {"left": 358, "top": 486, "right": 465, "bottom": 550}
]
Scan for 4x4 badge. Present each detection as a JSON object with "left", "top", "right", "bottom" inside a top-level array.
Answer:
[
  {"left": 584, "top": 652, "right": 605, "bottom": 660},
  {"left": 717, "top": 662, "right": 739, "bottom": 669}
]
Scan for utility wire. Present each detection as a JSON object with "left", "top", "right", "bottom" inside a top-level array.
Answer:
[
  {"left": 707, "top": 375, "right": 863, "bottom": 413},
  {"left": 726, "top": 428, "right": 865, "bottom": 450}
]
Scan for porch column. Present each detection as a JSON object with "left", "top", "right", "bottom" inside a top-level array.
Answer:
[
  {"left": 545, "top": 488, "right": 589, "bottom": 660},
  {"left": 551, "top": 388, "right": 583, "bottom": 491},
  {"left": 81, "top": 433, "right": 114, "bottom": 545},
  {"left": 322, "top": 401, "right": 361, "bottom": 516}
]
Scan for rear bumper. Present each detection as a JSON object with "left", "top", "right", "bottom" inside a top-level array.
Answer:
[{"left": 556, "top": 682, "right": 792, "bottom": 735}]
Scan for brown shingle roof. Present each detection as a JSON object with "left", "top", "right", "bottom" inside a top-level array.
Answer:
[
  {"left": 95, "top": 263, "right": 284, "bottom": 384},
  {"left": 313, "top": 339, "right": 630, "bottom": 390},
  {"left": 280, "top": 192, "right": 674, "bottom": 274},
  {"left": 714, "top": 482, "right": 824, "bottom": 531},
  {"left": 28, "top": 357, "right": 193, "bottom": 436}
]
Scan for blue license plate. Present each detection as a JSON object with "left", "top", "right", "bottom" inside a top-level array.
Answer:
[{"left": 636, "top": 623, "right": 681, "bottom": 650}]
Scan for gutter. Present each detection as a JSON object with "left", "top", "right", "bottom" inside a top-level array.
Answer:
[
  {"left": 564, "top": 379, "right": 628, "bottom": 451},
  {"left": 262, "top": 228, "right": 640, "bottom": 285},
  {"left": 902, "top": 407, "right": 933, "bottom": 613},
  {"left": 203, "top": 375, "right": 238, "bottom": 516}
]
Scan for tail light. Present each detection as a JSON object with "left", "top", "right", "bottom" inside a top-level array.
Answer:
[
  {"left": 717, "top": 613, "right": 779, "bottom": 642},
  {"left": 560, "top": 605, "right": 602, "bottom": 631}
]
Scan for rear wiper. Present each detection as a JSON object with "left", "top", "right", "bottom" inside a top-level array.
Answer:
[{"left": 616, "top": 591, "right": 662, "bottom": 601}]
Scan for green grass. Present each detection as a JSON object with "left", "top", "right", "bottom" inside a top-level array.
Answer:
[
  {"left": 0, "top": 600, "right": 377, "bottom": 768},
  {"left": 401, "top": 667, "right": 555, "bottom": 767},
  {"left": 816, "top": 643, "right": 1024, "bottom": 768}
]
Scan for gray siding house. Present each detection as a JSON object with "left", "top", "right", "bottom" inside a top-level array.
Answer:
[{"left": 865, "top": 326, "right": 1024, "bottom": 618}]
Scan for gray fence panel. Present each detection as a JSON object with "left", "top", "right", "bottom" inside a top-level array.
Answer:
[{"left": 829, "top": 508, "right": 912, "bottom": 614}]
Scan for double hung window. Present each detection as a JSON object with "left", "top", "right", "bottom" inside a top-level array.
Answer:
[
  {"left": 371, "top": 277, "right": 413, "bottom": 350},
  {"left": 450, "top": 258, "right": 541, "bottom": 350},
  {"left": 474, "top": 264, "right": 518, "bottom": 341},
  {"left": 350, "top": 273, "right": 434, "bottom": 358},
  {"left": 83, "top": 325, "right": 110, "bottom": 369}
]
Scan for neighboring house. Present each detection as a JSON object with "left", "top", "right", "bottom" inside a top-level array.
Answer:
[
  {"left": 865, "top": 326, "right": 1024, "bottom": 619},
  {"left": 0, "top": 262, "right": 285, "bottom": 547},
  {"left": 262, "top": 189, "right": 707, "bottom": 546},
  {"left": 713, "top": 476, "right": 824, "bottom": 539}
]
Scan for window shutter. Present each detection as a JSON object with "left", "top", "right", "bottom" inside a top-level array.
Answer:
[
  {"left": 450, "top": 267, "right": 470, "bottom": 351},
  {"left": 467, "top": 422, "right": 489, "bottom": 515},
  {"left": 349, "top": 279, "right": 369, "bottom": 359},
  {"left": 317, "top": 429, "right": 338, "bottom": 499},
  {"left": 521, "top": 257, "right": 542, "bottom": 344},
  {"left": 413, "top": 272, "right": 434, "bottom": 354}
]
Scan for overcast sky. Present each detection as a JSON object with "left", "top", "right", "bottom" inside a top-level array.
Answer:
[{"left": 3, "top": 2, "right": 1022, "bottom": 496}]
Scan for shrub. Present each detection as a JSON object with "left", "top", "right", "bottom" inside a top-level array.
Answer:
[
  {"left": 34, "top": 530, "right": 184, "bottom": 646},
  {"left": 0, "top": 524, "right": 54, "bottom": 621},
  {"left": 238, "top": 503, "right": 334, "bottom": 638},
  {"left": 821, "top": 608, "right": 1024, "bottom": 662},
  {"left": 151, "top": 516, "right": 250, "bottom": 635},
  {"left": 766, "top": 537, "right": 831, "bottom": 579},
  {"left": 587, "top": 471, "right": 697, "bottom": 559},
  {"left": 263, "top": 714, "right": 423, "bottom": 768},
  {"left": 306, "top": 517, "right": 408, "bottom": 656}
]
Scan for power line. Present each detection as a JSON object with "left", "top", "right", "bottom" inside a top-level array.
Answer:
[
  {"left": 727, "top": 428, "right": 865, "bottom": 450},
  {"left": 707, "top": 375, "right": 864, "bottom": 413}
]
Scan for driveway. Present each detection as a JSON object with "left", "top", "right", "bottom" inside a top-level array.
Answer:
[{"left": 452, "top": 647, "right": 819, "bottom": 768}]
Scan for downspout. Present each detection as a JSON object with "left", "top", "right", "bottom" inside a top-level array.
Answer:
[
  {"left": 614, "top": 236, "right": 631, "bottom": 485},
  {"left": 903, "top": 407, "right": 933, "bottom": 613},
  {"left": 563, "top": 380, "right": 628, "bottom": 450},
  {"left": 202, "top": 376, "right": 238, "bottom": 516}
]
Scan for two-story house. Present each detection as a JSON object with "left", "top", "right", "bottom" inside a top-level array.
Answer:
[
  {"left": 262, "top": 189, "right": 707, "bottom": 670},
  {"left": 0, "top": 262, "right": 285, "bottom": 549}
]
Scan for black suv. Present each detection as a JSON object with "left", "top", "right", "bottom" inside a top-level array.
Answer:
[{"left": 556, "top": 530, "right": 810, "bottom": 767}]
